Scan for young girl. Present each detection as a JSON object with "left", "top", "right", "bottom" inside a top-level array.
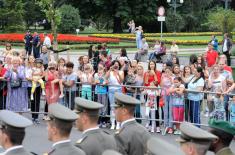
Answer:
[
  {"left": 211, "top": 89, "right": 225, "bottom": 121},
  {"left": 169, "top": 77, "right": 185, "bottom": 135},
  {"left": 142, "top": 82, "right": 160, "bottom": 133},
  {"left": 94, "top": 63, "right": 108, "bottom": 124},
  {"left": 79, "top": 63, "right": 93, "bottom": 100},
  {"left": 31, "top": 58, "right": 45, "bottom": 100},
  {"left": 57, "top": 58, "right": 66, "bottom": 98},
  {"left": 230, "top": 95, "right": 235, "bottom": 126}
]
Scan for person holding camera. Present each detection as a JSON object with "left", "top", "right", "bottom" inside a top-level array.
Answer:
[{"left": 106, "top": 60, "right": 124, "bottom": 130}]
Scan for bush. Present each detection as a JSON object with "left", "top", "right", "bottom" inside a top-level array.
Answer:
[{"left": 58, "top": 5, "right": 81, "bottom": 34}]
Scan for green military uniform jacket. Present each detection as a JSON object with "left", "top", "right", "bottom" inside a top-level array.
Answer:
[
  {"left": 49, "top": 140, "right": 85, "bottom": 155},
  {"left": 115, "top": 119, "right": 151, "bottom": 155},
  {"left": 216, "top": 147, "right": 235, "bottom": 155},
  {"left": 75, "top": 128, "right": 117, "bottom": 155}
]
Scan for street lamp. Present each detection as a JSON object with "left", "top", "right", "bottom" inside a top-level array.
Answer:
[
  {"left": 167, "top": 0, "right": 184, "bottom": 14},
  {"left": 167, "top": 0, "right": 184, "bottom": 32}
]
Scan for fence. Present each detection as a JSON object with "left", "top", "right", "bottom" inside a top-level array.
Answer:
[{"left": 0, "top": 81, "right": 234, "bottom": 128}]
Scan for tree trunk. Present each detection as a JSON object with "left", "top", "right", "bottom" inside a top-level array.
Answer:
[
  {"left": 51, "top": 18, "right": 58, "bottom": 60},
  {"left": 113, "top": 17, "right": 122, "bottom": 33}
]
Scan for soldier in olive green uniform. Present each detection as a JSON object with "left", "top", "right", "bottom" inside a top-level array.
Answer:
[
  {"left": 74, "top": 97, "right": 117, "bottom": 155},
  {"left": 46, "top": 104, "right": 85, "bottom": 155},
  {"left": 208, "top": 119, "right": 235, "bottom": 155},
  {"left": 147, "top": 137, "right": 184, "bottom": 155},
  {"left": 114, "top": 93, "right": 151, "bottom": 155},
  {"left": 0, "top": 110, "right": 33, "bottom": 155},
  {"left": 177, "top": 122, "right": 218, "bottom": 155}
]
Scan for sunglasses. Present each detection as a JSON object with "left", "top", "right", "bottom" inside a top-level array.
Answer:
[{"left": 49, "top": 67, "right": 55, "bottom": 70}]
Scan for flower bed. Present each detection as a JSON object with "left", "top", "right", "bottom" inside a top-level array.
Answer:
[
  {"left": 90, "top": 33, "right": 235, "bottom": 45},
  {"left": 0, "top": 33, "right": 120, "bottom": 44},
  {"left": 90, "top": 32, "right": 235, "bottom": 38}
]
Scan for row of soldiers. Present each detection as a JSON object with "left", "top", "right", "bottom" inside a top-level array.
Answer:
[{"left": 0, "top": 93, "right": 234, "bottom": 155}]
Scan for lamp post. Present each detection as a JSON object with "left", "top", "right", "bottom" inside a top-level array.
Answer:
[{"left": 167, "top": 0, "right": 184, "bottom": 32}]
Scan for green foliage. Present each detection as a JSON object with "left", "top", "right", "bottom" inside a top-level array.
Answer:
[
  {"left": 166, "top": 11, "right": 185, "bottom": 32},
  {"left": 0, "top": 0, "right": 25, "bottom": 32},
  {"left": 58, "top": 5, "right": 81, "bottom": 33},
  {"left": 205, "top": 7, "right": 235, "bottom": 33}
]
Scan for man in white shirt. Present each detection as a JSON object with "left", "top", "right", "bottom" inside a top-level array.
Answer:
[
  {"left": 0, "top": 110, "right": 32, "bottom": 155},
  {"left": 43, "top": 33, "right": 51, "bottom": 48},
  {"left": 46, "top": 104, "right": 85, "bottom": 155}
]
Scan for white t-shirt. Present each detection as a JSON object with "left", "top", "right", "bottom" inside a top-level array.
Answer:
[
  {"left": 188, "top": 77, "right": 205, "bottom": 101},
  {"left": 43, "top": 36, "right": 51, "bottom": 48}
]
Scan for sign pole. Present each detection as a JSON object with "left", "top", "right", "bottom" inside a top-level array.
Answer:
[{"left": 160, "top": 21, "right": 163, "bottom": 40}]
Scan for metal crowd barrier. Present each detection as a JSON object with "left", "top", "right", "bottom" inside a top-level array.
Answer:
[{"left": 0, "top": 81, "right": 234, "bottom": 128}]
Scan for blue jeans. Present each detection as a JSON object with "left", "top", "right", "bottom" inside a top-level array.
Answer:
[
  {"left": 223, "top": 95, "right": 230, "bottom": 121},
  {"left": 136, "top": 38, "right": 142, "bottom": 49},
  {"left": 108, "top": 88, "right": 122, "bottom": 124},
  {"left": 164, "top": 95, "right": 172, "bottom": 128},
  {"left": 33, "top": 45, "right": 40, "bottom": 58},
  {"left": 189, "top": 100, "right": 201, "bottom": 127}
]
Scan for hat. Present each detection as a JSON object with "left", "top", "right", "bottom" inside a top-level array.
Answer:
[
  {"left": 208, "top": 119, "right": 235, "bottom": 135},
  {"left": 35, "top": 58, "right": 43, "bottom": 64},
  {"left": 48, "top": 61, "right": 57, "bottom": 69},
  {"left": 102, "top": 150, "right": 122, "bottom": 155},
  {"left": 74, "top": 97, "right": 103, "bottom": 115},
  {"left": 147, "top": 137, "right": 184, "bottom": 155},
  {"left": 114, "top": 92, "right": 141, "bottom": 107},
  {"left": 0, "top": 110, "right": 32, "bottom": 129},
  {"left": 176, "top": 122, "right": 218, "bottom": 143},
  {"left": 48, "top": 104, "right": 78, "bottom": 122}
]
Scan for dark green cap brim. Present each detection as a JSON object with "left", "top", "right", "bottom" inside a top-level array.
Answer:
[{"left": 208, "top": 119, "right": 235, "bottom": 135}]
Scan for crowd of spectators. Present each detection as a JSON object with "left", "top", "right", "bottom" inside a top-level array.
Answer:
[{"left": 0, "top": 32, "right": 234, "bottom": 134}]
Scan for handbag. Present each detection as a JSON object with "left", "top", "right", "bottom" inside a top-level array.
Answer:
[{"left": 10, "top": 72, "right": 21, "bottom": 89}]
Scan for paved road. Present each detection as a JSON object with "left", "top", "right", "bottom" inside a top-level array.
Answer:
[{"left": 14, "top": 113, "right": 235, "bottom": 155}]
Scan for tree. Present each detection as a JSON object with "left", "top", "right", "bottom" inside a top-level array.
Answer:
[
  {"left": 166, "top": 11, "right": 185, "bottom": 32},
  {"left": 38, "top": 0, "right": 64, "bottom": 59},
  {"left": 58, "top": 4, "right": 81, "bottom": 33},
  {"left": 205, "top": 7, "right": 235, "bottom": 34},
  {"left": 0, "top": 0, "right": 25, "bottom": 32},
  {"left": 23, "top": 0, "right": 45, "bottom": 29}
]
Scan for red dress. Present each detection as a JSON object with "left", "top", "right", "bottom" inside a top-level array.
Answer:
[
  {"left": 143, "top": 70, "right": 161, "bottom": 86},
  {"left": 45, "top": 71, "right": 59, "bottom": 104}
]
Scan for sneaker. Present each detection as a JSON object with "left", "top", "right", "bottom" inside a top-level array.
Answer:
[
  {"left": 34, "top": 119, "right": 40, "bottom": 124},
  {"left": 116, "top": 123, "right": 120, "bottom": 130},
  {"left": 204, "top": 112, "right": 209, "bottom": 117},
  {"left": 59, "top": 94, "right": 64, "bottom": 98},
  {"left": 42, "top": 90, "right": 46, "bottom": 96},
  {"left": 101, "top": 122, "right": 107, "bottom": 128},
  {"left": 30, "top": 94, "right": 34, "bottom": 100},
  {"left": 168, "top": 128, "right": 173, "bottom": 134},
  {"left": 110, "top": 124, "right": 115, "bottom": 130},
  {"left": 150, "top": 126, "right": 155, "bottom": 133},
  {"left": 156, "top": 127, "right": 161, "bottom": 133},
  {"left": 145, "top": 123, "right": 149, "bottom": 129},
  {"left": 174, "top": 130, "right": 178, "bottom": 135}
]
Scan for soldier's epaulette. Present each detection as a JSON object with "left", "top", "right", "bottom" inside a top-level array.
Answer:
[
  {"left": 115, "top": 127, "right": 124, "bottom": 135},
  {"left": 76, "top": 136, "right": 87, "bottom": 144}
]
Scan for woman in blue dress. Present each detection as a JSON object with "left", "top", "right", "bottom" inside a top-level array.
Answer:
[
  {"left": 4, "top": 57, "right": 28, "bottom": 112},
  {"left": 135, "top": 26, "right": 143, "bottom": 49}
]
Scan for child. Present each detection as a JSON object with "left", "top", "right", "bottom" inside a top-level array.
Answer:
[
  {"left": 57, "top": 58, "right": 66, "bottom": 98},
  {"left": 31, "top": 58, "right": 45, "bottom": 100},
  {"left": 94, "top": 63, "right": 108, "bottom": 125},
  {"left": 230, "top": 95, "right": 235, "bottom": 126},
  {"left": 211, "top": 89, "right": 225, "bottom": 121},
  {"left": 79, "top": 63, "right": 93, "bottom": 100},
  {"left": 169, "top": 77, "right": 185, "bottom": 135},
  {"left": 142, "top": 82, "right": 160, "bottom": 133}
]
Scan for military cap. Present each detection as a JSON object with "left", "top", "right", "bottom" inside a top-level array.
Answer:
[
  {"left": 102, "top": 150, "right": 122, "bottom": 155},
  {"left": 147, "top": 137, "right": 184, "bottom": 155},
  {"left": 208, "top": 119, "right": 235, "bottom": 135},
  {"left": 0, "top": 110, "right": 32, "bottom": 129},
  {"left": 114, "top": 92, "right": 141, "bottom": 107},
  {"left": 75, "top": 97, "right": 103, "bottom": 113},
  {"left": 48, "top": 104, "right": 78, "bottom": 122},
  {"left": 176, "top": 122, "right": 218, "bottom": 143},
  {"left": 35, "top": 58, "right": 43, "bottom": 64}
]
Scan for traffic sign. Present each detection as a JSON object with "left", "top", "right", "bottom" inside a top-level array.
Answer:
[
  {"left": 158, "top": 6, "right": 165, "bottom": 16},
  {"left": 157, "top": 16, "right": 165, "bottom": 21}
]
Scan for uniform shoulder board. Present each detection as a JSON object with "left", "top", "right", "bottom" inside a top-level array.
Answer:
[
  {"left": 115, "top": 127, "right": 124, "bottom": 135},
  {"left": 76, "top": 136, "right": 87, "bottom": 144}
]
